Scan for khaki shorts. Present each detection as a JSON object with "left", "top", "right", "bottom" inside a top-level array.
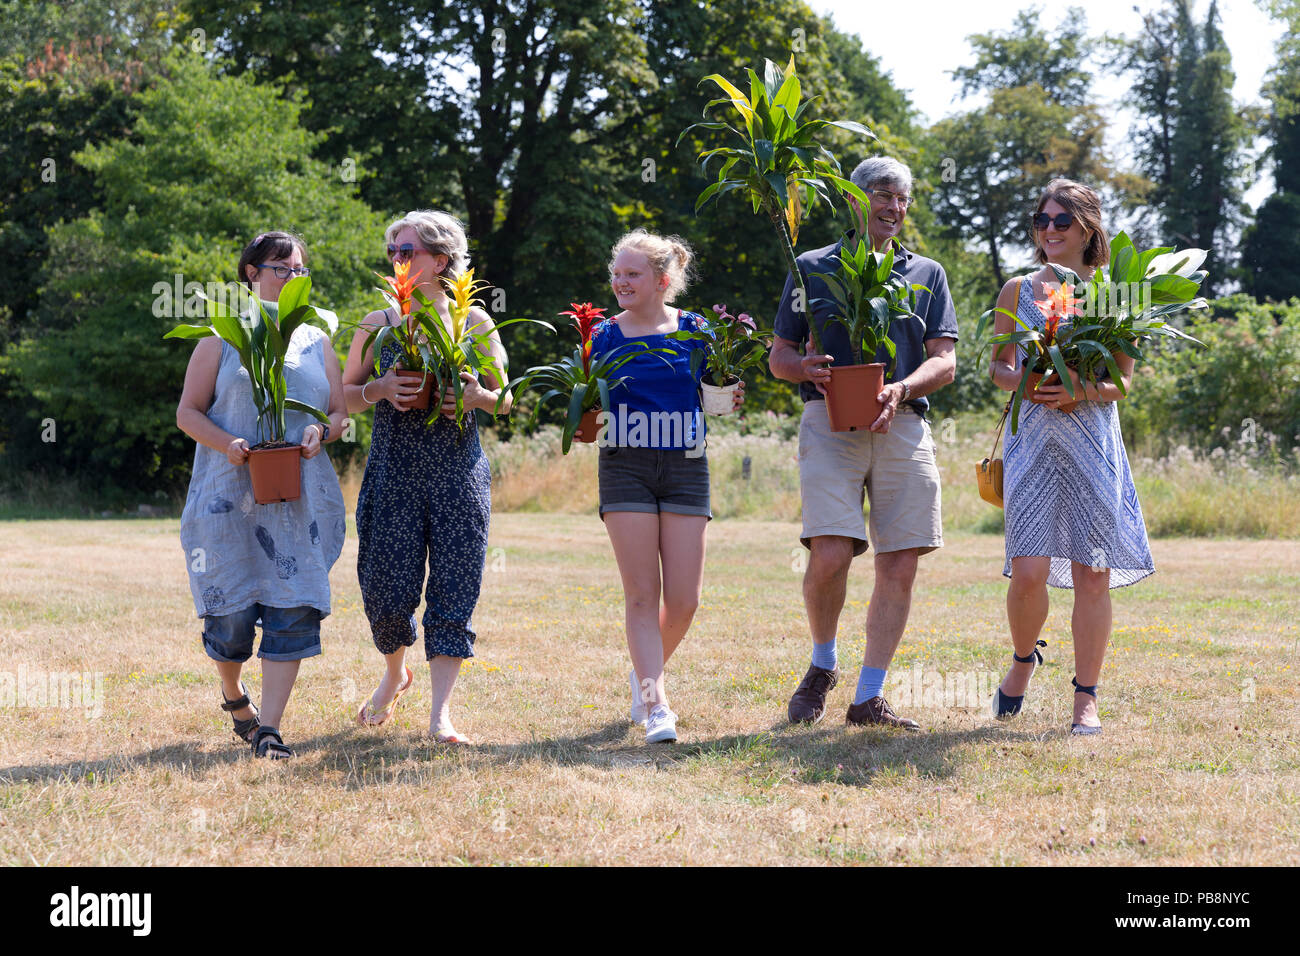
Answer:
[{"left": 797, "top": 400, "right": 943, "bottom": 557}]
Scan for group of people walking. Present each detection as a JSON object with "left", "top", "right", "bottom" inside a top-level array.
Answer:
[{"left": 175, "top": 158, "right": 1151, "bottom": 757}]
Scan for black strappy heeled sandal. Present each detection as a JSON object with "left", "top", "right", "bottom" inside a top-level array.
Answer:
[
  {"left": 991, "top": 639, "right": 1047, "bottom": 720},
  {"left": 221, "top": 681, "right": 261, "bottom": 743},
  {"left": 1070, "top": 676, "right": 1103, "bottom": 736},
  {"left": 252, "top": 725, "right": 295, "bottom": 760}
]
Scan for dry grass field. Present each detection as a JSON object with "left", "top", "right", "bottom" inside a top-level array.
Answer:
[{"left": 1, "top": 515, "right": 1297, "bottom": 866}]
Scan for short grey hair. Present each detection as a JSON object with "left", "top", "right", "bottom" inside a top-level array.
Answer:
[
  {"left": 384, "top": 209, "right": 469, "bottom": 279},
  {"left": 850, "top": 156, "right": 913, "bottom": 195}
]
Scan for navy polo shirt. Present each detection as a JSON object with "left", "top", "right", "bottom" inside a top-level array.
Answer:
[{"left": 772, "top": 237, "right": 959, "bottom": 415}]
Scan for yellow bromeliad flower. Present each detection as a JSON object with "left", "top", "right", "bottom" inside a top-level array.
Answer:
[{"left": 443, "top": 268, "right": 492, "bottom": 341}]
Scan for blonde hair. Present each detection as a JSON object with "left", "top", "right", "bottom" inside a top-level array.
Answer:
[
  {"left": 608, "top": 229, "right": 695, "bottom": 303},
  {"left": 385, "top": 209, "right": 470, "bottom": 279}
]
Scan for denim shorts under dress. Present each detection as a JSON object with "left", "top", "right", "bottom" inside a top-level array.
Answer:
[{"left": 202, "top": 604, "right": 323, "bottom": 663}]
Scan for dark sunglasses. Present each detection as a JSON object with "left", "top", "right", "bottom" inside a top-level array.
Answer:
[
  {"left": 386, "top": 243, "right": 429, "bottom": 262},
  {"left": 1033, "top": 212, "right": 1075, "bottom": 231}
]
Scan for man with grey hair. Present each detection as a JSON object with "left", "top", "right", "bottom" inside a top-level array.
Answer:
[{"left": 770, "top": 155, "right": 958, "bottom": 730}]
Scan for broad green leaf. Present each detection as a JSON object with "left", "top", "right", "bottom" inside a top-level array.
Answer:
[
  {"left": 163, "top": 324, "right": 214, "bottom": 340},
  {"left": 284, "top": 398, "right": 329, "bottom": 424}
]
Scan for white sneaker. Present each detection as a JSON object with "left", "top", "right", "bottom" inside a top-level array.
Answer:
[
  {"left": 645, "top": 705, "right": 677, "bottom": 744},
  {"left": 629, "top": 670, "right": 648, "bottom": 726}
]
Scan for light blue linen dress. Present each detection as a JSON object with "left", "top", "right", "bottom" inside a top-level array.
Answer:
[
  {"left": 1002, "top": 278, "right": 1154, "bottom": 589},
  {"left": 179, "top": 323, "right": 346, "bottom": 617}
]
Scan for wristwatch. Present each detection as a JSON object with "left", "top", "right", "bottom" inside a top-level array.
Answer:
[
  {"left": 899, "top": 381, "right": 911, "bottom": 403},
  {"left": 317, "top": 423, "right": 330, "bottom": 442}
]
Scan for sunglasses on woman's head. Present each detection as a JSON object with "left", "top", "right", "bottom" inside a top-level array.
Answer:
[
  {"left": 387, "top": 243, "right": 428, "bottom": 262},
  {"left": 1033, "top": 212, "right": 1075, "bottom": 231}
]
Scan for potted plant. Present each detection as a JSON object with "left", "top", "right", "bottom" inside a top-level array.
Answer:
[
  {"left": 666, "top": 304, "right": 771, "bottom": 415},
  {"left": 678, "top": 56, "right": 874, "bottom": 357},
  {"left": 361, "top": 263, "right": 543, "bottom": 431},
  {"left": 500, "top": 303, "right": 665, "bottom": 454},
  {"left": 811, "top": 234, "right": 926, "bottom": 431},
  {"left": 164, "top": 276, "right": 338, "bottom": 503},
  {"left": 976, "top": 231, "right": 1210, "bottom": 433}
]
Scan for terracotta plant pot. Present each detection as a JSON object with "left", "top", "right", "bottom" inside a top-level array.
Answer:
[
  {"left": 1028, "top": 370, "right": 1080, "bottom": 413},
  {"left": 248, "top": 443, "right": 302, "bottom": 504},
  {"left": 825, "top": 363, "right": 885, "bottom": 432},
  {"left": 394, "top": 368, "right": 434, "bottom": 410},
  {"left": 574, "top": 406, "right": 602, "bottom": 444},
  {"left": 700, "top": 376, "right": 740, "bottom": 416}
]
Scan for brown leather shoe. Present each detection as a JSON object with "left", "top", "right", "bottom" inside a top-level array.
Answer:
[
  {"left": 846, "top": 696, "right": 920, "bottom": 731},
  {"left": 787, "top": 665, "right": 839, "bottom": 723}
]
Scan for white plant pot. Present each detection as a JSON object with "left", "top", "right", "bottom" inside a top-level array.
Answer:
[{"left": 700, "top": 379, "right": 740, "bottom": 416}]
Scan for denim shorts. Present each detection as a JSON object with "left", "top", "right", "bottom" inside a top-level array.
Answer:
[
  {"left": 598, "top": 445, "right": 712, "bottom": 518},
  {"left": 202, "top": 604, "right": 323, "bottom": 663}
]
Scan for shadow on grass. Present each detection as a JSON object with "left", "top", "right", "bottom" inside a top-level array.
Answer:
[{"left": 0, "top": 719, "right": 1047, "bottom": 792}]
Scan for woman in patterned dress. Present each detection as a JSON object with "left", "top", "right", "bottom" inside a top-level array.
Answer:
[
  {"left": 177, "top": 231, "right": 348, "bottom": 759},
  {"left": 341, "top": 211, "right": 512, "bottom": 745},
  {"left": 986, "top": 179, "right": 1154, "bottom": 736}
]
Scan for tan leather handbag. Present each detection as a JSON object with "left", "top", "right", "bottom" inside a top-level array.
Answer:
[{"left": 976, "top": 402, "right": 1011, "bottom": 508}]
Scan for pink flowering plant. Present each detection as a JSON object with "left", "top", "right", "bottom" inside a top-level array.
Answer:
[{"left": 667, "top": 304, "right": 772, "bottom": 387}]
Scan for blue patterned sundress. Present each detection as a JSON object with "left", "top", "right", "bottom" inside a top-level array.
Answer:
[
  {"left": 179, "top": 325, "right": 347, "bottom": 617},
  {"left": 1003, "top": 278, "right": 1154, "bottom": 589}
]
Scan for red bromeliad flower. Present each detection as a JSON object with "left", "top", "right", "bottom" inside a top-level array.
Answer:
[
  {"left": 1036, "top": 283, "right": 1081, "bottom": 346},
  {"left": 559, "top": 302, "right": 607, "bottom": 375},
  {"left": 384, "top": 260, "right": 422, "bottom": 320}
]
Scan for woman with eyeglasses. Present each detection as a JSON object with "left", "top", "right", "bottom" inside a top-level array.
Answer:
[
  {"left": 341, "top": 210, "right": 512, "bottom": 744},
  {"left": 986, "top": 179, "right": 1153, "bottom": 736},
  {"left": 176, "top": 230, "right": 348, "bottom": 759}
]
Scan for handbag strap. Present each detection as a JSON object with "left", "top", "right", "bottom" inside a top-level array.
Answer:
[
  {"left": 988, "top": 401, "right": 1011, "bottom": 460},
  {"left": 985, "top": 276, "right": 1028, "bottom": 460}
]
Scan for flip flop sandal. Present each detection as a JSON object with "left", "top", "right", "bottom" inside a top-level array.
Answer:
[
  {"left": 221, "top": 680, "right": 261, "bottom": 742},
  {"left": 355, "top": 665, "right": 415, "bottom": 727},
  {"left": 252, "top": 725, "right": 295, "bottom": 759}
]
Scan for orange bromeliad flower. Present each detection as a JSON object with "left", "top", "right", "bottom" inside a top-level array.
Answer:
[
  {"left": 559, "top": 302, "right": 608, "bottom": 375},
  {"left": 383, "top": 260, "right": 422, "bottom": 318},
  {"left": 1036, "top": 283, "right": 1081, "bottom": 346}
]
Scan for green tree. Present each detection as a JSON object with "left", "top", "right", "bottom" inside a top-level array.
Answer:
[
  {"left": 928, "top": 8, "right": 1122, "bottom": 291},
  {"left": 4, "top": 52, "right": 385, "bottom": 492},
  {"left": 952, "top": 7, "right": 1096, "bottom": 108},
  {"left": 1241, "top": 0, "right": 1300, "bottom": 301},
  {"left": 1124, "top": 0, "right": 1252, "bottom": 297},
  {"left": 0, "top": 1, "right": 181, "bottom": 457}
]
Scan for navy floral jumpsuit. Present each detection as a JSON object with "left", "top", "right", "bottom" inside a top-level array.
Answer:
[{"left": 356, "top": 333, "right": 492, "bottom": 660}]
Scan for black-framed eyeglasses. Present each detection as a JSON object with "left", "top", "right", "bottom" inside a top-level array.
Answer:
[
  {"left": 387, "top": 243, "right": 430, "bottom": 262},
  {"left": 868, "top": 188, "right": 913, "bottom": 209},
  {"left": 252, "top": 264, "right": 310, "bottom": 279},
  {"left": 1033, "top": 212, "right": 1075, "bottom": 231}
]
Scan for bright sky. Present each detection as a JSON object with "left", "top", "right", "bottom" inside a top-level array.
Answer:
[{"left": 811, "top": 0, "right": 1283, "bottom": 205}]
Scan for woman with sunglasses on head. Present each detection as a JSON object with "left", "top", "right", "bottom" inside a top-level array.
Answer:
[
  {"left": 584, "top": 229, "right": 744, "bottom": 744},
  {"left": 341, "top": 210, "right": 512, "bottom": 744},
  {"left": 986, "top": 179, "right": 1153, "bottom": 736},
  {"left": 177, "top": 231, "right": 348, "bottom": 759}
]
